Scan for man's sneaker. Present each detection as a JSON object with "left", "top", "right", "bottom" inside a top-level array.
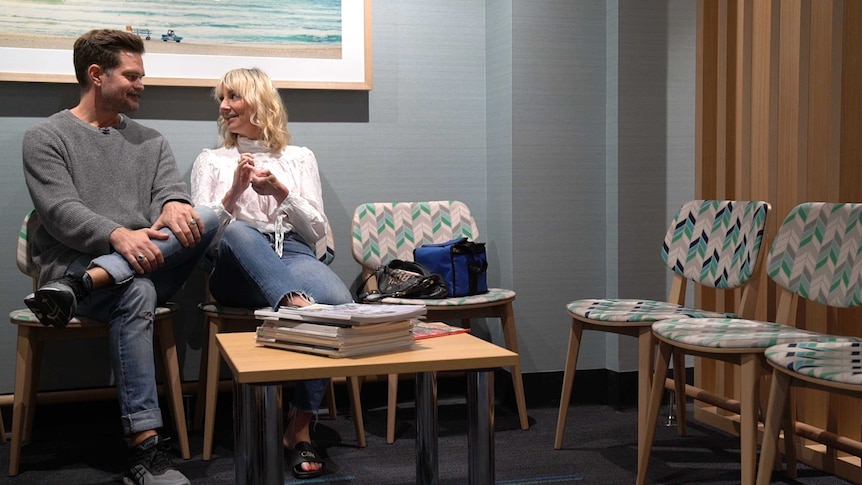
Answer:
[
  {"left": 124, "top": 435, "right": 190, "bottom": 485},
  {"left": 24, "top": 272, "right": 92, "bottom": 328}
]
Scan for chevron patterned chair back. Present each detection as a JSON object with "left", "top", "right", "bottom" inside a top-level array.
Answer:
[
  {"left": 350, "top": 200, "right": 528, "bottom": 443},
  {"left": 7, "top": 210, "right": 191, "bottom": 476},
  {"left": 754, "top": 202, "right": 862, "bottom": 485},
  {"left": 638, "top": 201, "right": 862, "bottom": 485},
  {"left": 662, "top": 199, "right": 767, "bottom": 290},
  {"left": 351, "top": 200, "right": 479, "bottom": 270},
  {"left": 556, "top": 200, "right": 771, "bottom": 460}
]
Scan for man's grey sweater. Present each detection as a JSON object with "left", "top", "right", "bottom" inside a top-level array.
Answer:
[{"left": 22, "top": 109, "right": 192, "bottom": 285}]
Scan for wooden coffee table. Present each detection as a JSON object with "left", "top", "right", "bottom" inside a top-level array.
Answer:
[{"left": 216, "top": 331, "right": 521, "bottom": 485}]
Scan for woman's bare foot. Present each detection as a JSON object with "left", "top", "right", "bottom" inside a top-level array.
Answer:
[
  {"left": 280, "top": 292, "right": 313, "bottom": 307},
  {"left": 284, "top": 409, "right": 323, "bottom": 475}
]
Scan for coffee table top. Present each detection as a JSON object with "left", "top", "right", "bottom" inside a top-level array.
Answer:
[{"left": 216, "top": 331, "right": 519, "bottom": 384}]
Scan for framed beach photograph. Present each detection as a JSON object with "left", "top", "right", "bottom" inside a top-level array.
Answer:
[{"left": 0, "top": 0, "right": 372, "bottom": 90}]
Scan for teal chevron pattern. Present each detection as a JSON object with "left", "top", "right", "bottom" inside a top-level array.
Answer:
[
  {"left": 567, "top": 299, "right": 735, "bottom": 323},
  {"left": 766, "top": 202, "right": 862, "bottom": 308},
  {"left": 351, "top": 200, "right": 479, "bottom": 268},
  {"left": 661, "top": 200, "right": 769, "bottom": 289},
  {"left": 766, "top": 341, "right": 862, "bottom": 385},
  {"left": 652, "top": 317, "right": 857, "bottom": 349}
]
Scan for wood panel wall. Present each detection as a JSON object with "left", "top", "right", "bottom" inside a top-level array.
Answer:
[{"left": 693, "top": 0, "right": 862, "bottom": 481}]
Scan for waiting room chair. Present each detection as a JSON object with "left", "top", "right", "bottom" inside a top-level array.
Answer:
[
  {"left": 638, "top": 202, "right": 862, "bottom": 485},
  {"left": 351, "top": 200, "right": 528, "bottom": 443},
  {"left": 753, "top": 203, "right": 862, "bottom": 485},
  {"left": 8, "top": 210, "right": 190, "bottom": 476},
  {"left": 193, "top": 223, "right": 366, "bottom": 460},
  {"left": 556, "top": 200, "right": 771, "bottom": 474}
]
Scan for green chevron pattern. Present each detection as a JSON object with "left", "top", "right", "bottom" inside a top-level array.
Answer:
[
  {"left": 566, "top": 200, "right": 768, "bottom": 326},
  {"left": 653, "top": 317, "right": 855, "bottom": 348},
  {"left": 351, "top": 200, "right": 479, "bottom": 268},
  {"left": 765, "top": 341, "right": 862, "bottom": 385},
  {"left": 661, "top": 200, "right": 769, "bottom": 289},
  {"left": 568, "top": 299, "right": 735, "bottom": 323},
  {"left": 766, "top": 202, "right": 862, "bottom": 308},
  {"left": 653, "top": 202, "right": 862, "bottom": 360}
]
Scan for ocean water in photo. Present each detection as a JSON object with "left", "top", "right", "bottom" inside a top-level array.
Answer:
[{"left": 0, "top": 0, "right": 341, "bottom": 46}]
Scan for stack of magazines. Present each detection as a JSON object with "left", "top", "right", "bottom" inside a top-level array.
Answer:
[{"left": 254, "top": 303, "right": 426, "bottom": 358}]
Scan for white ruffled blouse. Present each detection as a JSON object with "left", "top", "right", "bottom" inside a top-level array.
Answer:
[{"left": 190, "top": 137, "right": 328, "bottom": 256}]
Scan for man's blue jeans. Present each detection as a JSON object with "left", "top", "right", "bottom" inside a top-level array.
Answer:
[
  {"left": 69, "top": 206, "right": 219, "bottom": 436},
  {"left": 208, "top": 221, "right": 353, "bottom": 412}
]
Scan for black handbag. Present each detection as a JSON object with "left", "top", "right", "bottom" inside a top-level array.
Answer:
[{"left": 357, "top": 259, "right": 449, "bottom": 303}]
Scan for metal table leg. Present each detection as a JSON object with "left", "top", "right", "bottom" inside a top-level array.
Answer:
[
  {"left": 415, "top": 371, "right": 438, "bottom": 485},
  {"left": 233, "top": 381, "right": 283, "bottom": 485},
  {"left": 467, "top": 370, "right": 495, "bottom": 484}
]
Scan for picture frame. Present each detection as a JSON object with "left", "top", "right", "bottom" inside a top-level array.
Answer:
[{"left": 0, "top": 0, "right": 372, "bottom": 90}]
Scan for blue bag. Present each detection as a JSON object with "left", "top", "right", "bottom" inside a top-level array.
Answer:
[{"left": 413, "top": 237, "right": 488, "bottom": 297}]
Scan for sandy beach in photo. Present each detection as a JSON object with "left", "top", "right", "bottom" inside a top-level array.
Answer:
[{"left": 0, "top": 32, "right": 341, "bottom": 59}]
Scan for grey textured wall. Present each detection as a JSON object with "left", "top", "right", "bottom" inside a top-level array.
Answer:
[{"left": 0, "top": 1, "right": 695, "bottom": 397}]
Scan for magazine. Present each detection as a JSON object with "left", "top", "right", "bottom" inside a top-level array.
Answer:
[
  {"left": 256, "top": 335, "right": 414, "bottom": 358},
  {"left": 256, "top": 320, "right": 413, "bottom": 347},
  {"left": 411, "top": 321, "right": 471, "bottom": 340},
  {"left": 255, "top": 303, "right": 427, "bottom": 325}
]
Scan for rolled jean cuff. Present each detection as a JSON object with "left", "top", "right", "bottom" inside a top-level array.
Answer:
[{"left": 122, "top": 408, "right": 163, "bottom": 436}]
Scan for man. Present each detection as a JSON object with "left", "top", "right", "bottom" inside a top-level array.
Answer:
[{"left": 22, "top": 29, "right": 219, "bottom": 485}]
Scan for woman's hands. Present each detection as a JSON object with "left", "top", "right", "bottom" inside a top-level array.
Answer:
[
  {"left": 222, "top": 153, "right": 290, "bottom": 212},
  {"left": 250, "top": 168, "right": 289, "bottom": 204}
]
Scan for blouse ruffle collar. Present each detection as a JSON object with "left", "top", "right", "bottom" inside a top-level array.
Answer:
[{"left": 236, "top": 136, "right": 270, "bottom": 154}]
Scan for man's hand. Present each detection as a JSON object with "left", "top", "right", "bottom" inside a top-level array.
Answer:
[
  {"left": 110, "top": 226, "right": 169, "bottom": 274},
  {"left": 152, "top": 200, "right": 204, "bottom": 248}
]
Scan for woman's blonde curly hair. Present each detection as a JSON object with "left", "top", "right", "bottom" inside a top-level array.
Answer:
[{"left": 213, "top": 67, "right": 291, "bottom": 151}]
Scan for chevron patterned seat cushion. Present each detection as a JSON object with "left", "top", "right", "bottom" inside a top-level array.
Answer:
[
  {"left": 567, "top": 299, "right": 735, "bottom": 322},
  {"left": 10, "top": 303, "right": 178, "bottom": 325},
  {"left": 765, "top": 341, "right": 862, "bottom": 385},
  {"left": 377, "top": 287, "right": 515, "bottom": 306},
  {"left": 652, "top": 317, "right": 856, "bottom": 349}
]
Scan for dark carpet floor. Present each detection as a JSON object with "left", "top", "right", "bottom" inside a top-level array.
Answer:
[{"left": 0, "top": 378, "right": 851, "bottom": 485}]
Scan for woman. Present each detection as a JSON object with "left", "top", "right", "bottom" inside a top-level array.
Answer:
[{"left": 191, "top": 67, "right": 352, "bottom": 479}]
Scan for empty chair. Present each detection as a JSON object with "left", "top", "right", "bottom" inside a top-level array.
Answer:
[
  {"left": 754, "top": 202, "right": 862, "bottom": 484},
  {"left": 557, "top": 199, "right": 771, "bottom": 477},
  {"left": 638, "top": 202, "right": 862, "bottom": 485}
]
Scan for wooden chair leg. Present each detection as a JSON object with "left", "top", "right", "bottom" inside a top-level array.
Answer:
[
  {"left": 636, "top": 341, "right": 673, "bottom": 485},
  {"left": 10, "top": 326, "right": 37, "bottom": 476},
  {"left": 386, "top": 373, "right": 398, "bottom": 444},
  {"left": 671, "top": 351, "right": 687, "bottom": 436},
  {"left": 347, "top": 377, "right": 366, "bottom": 447},
  {"left": 324, "top": 381, "right": 338, "bottom": 419},
  {"left": 554, "top": 319, "right": 583, "bottom": 449},
  {"left": 782, "top": 387, "right": 798, "bottom": 478},
  {"left": 154, "top": 316, "right": 190, "bottom": 460},
  {"left": 201, "top": 318, "right": 222, "bottom": 461},
  {"left": 636, "top": 326, "right": 655, "bottom": 473},
  {"left": 192, "top": 317, "right": 211, "bottom": 431},
  {"left": 0, "top": 405, "right": 5, "bottom": 445},
  {"left": 739, "top": 354, "right": 760, "bottom": 485},
  {"left": 499, "top": 302, "right": 528, "bottom": 430},
  {"left": 756, "top": 371, "right": 792, "bottom": 485}
]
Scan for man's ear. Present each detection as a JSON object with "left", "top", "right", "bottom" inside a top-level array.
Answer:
[{"left": 87, "top": 64, "right": 103, "bottom": 87}]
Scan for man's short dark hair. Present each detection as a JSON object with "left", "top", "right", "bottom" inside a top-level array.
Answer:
[{"left": 73, "top": 29, "right": 145, "bottom": 86}]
